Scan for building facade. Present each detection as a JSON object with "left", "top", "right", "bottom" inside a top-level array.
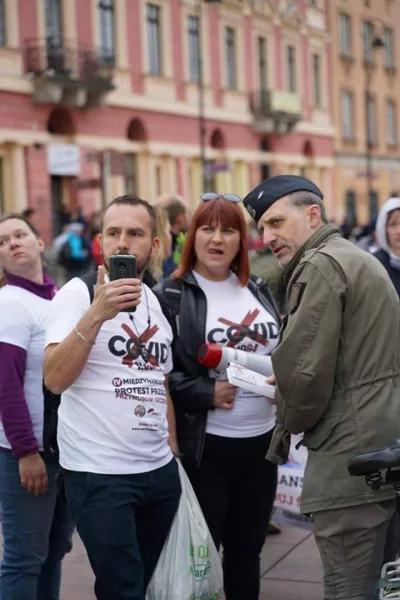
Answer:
[
  {"left": 0, "top": 0, "right": 334, "bottom": 243},
  {"left": 327, "top": 0, "right": 400, "bottom": 226}
]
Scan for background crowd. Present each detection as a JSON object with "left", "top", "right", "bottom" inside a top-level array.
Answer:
[{"left": 29, "top": 196, "right": 400, "bottom": 313}]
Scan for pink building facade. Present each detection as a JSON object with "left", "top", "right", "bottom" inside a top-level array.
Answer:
[{"left": 0, "top": 0, "right": 334, "bottom": 243}]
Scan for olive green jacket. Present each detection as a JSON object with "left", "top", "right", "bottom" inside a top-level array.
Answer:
[{"left": 268, "top": 224, "right": 400, "bottom": 514}]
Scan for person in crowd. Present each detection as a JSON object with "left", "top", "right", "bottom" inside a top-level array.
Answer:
[
  {"left": 373, "top": 197, "right": 400, "bottom": 295},
  {"left": 57, "top": 222, "right": 92, "bottom": 280},
  {"left": 43, "top": 195, "right": 181, "bottom": 600},
  {"left": 243, "top": 175, "right": 400, "bottom": 600},
  {"left": 155, "top": 193, "right": 280, "bottom": 600},
  {"left": 373, "top": 197, "right": 400, "bottom": 562},
  {"left": 91, "top": 229, "right": 103, "bottom": 268},
  {"left": 22, "top": 207, "right": 36, "bottom": 224},
  {"left": 159, "top": 196, "right": 188, "bottom": 278},
  {"left": 0, "top": 214, "right": 74, "bottom": 600},
  {"left": 150, "top": 204, "right": 172, "bottom": 282}
]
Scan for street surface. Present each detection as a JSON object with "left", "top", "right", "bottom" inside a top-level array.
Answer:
[{"left": 0, "top": 526, "right": 324, "bottom": 599}]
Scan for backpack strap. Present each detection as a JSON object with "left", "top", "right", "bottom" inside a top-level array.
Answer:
[
  {"left": 154, "top": 278, "right": 183, "bottom": 336},
  {"left": 80, "top": 270, "right": 98, "bottom": 305}
]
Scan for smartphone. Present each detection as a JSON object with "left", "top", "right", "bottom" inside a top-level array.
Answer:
[{"left": 109, "top": 254, "right": 137, "bottom": 312}]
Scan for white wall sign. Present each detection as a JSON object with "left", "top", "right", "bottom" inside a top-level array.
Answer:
[{"left": 47, "top": 144, "right": 81, "bottom": 176}]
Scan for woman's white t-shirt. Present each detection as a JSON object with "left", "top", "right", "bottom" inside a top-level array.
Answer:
[
  {"left": 0, "top": 285, "right": 49, "bottom": 449},
  {"left": 193, "top": 271, "right": 279, "bottom": 438},
  {"left": 45, "top": 278, "right": 174, "bottom": 475}
]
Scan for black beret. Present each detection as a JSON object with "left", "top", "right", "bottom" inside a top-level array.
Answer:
[{"left": 243, "top": 175, "right": 324, "bottom": 222}]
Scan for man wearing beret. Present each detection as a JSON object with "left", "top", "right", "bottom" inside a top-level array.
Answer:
[{"left": 243, "top": 175, "right": 400, "bottom": 600}]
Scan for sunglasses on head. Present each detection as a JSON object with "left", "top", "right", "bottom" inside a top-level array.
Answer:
[{"left": 200, "top": 192, "right": 242, "bottom": 204}]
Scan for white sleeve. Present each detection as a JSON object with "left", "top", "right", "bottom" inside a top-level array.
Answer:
[
  {"left": 45, "top": 278, "right": 90, "bottom": 347},
  {"left": 0, "top": 296, "right": 31, "bottom": 350},
  {"left": 163, "top": 346, "right": 173, "bottom": 375}
]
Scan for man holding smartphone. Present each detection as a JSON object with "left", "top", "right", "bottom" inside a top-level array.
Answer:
[{"left": 43, "top": 196, "right": 181, "bottom": 600}]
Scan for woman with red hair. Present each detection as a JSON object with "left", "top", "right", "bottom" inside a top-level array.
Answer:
[{"left": 155, "top": 194, "right": 280, "bottom": 600}]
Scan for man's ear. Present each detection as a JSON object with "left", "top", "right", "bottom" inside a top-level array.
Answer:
[
  {"left": 308, "top": 205, "right": 322, "bottom": 229},
  {"left": 151, "top": 236, "right": 160, "bottom": 259}
]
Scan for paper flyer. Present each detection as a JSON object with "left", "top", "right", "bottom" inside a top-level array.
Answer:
[
  {"left": 272, "top": 434, "right": 313, "bottom": 531},
  {"left": 226, "top": 363, "right": 275, "bottom": 399}
]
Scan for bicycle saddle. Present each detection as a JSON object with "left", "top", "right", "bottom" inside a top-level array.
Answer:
[{"left": 348, "top": 441, "right": 400, "bottom": 477}]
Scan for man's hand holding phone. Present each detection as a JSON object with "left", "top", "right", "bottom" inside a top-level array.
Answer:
[{"left": 92, "top": 261, "right": 142, "bottom": 322}]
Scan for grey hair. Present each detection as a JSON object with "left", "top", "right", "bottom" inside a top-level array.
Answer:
[{"left": 289, "top": 191, "right": 328, "bottom": 224}]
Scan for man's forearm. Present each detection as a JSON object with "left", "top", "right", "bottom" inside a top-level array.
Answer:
[{"left": 44, "top": 307, "right": 104, "bottom": 394}]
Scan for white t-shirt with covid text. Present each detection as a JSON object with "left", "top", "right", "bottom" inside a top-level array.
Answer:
[
  {"left": 193, "top": 271, "right": 279, "bottom": 438},
  {"left": 45, "top": 277, "right": 174, "bottom": 475}
]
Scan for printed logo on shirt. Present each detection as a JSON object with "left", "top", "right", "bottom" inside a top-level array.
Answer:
[
  {"left": 207, "top": 308, "right": 279, "bottom": 352},
  {"left": 111, "top": 376, "right": 167, "bottom": 405},
  {"left": 108, "top": 321, "right": 169, "bottom": 370},
  {"left": 134, "top": 405, "right": 146, "bottom": 418}
]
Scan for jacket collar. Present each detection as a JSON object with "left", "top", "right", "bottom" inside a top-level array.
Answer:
[
  {"left": 282, "top": 224, "right": 342, "bottom": 285},
  {"left": 181, "top": 270, "right": 200, "bottom": 287}
]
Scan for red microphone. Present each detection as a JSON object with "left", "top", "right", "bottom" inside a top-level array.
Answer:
[{"left": 197, "top": 343, "right": 273, "bottom": 376}]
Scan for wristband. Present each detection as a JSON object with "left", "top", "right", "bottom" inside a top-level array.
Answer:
[{"left": 74, "top": 328, "right": 95, "bottom": 346}]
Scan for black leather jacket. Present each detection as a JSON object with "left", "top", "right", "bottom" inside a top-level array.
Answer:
[{"left": 154, "top": 271, "right": 281, "bottom": 468}]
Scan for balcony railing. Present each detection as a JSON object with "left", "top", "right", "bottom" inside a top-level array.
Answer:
[
  {"left": 249, "top": 89, "right": 302, "bottom": 134},
  {"left": 23, "top": 38, "right": 115, "bottom": 107},
  {"left": 24, "top": 38, "right": 115, "bottom": 90}
]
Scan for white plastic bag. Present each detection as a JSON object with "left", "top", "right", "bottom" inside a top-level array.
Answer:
[{"left": 146, "top": 461, "right": 223, "bottom": 600}]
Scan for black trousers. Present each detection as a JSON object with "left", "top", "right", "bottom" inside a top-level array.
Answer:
[{"left": 185, "top": 430, "right": 277, "bottom": 600}]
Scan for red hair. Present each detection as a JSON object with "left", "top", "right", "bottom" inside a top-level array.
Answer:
[{"left": 174, "top": 198, "right": 250, "bottom": 286}]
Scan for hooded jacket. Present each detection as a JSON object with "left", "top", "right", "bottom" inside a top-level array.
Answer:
[
  {"left": 268, "top": 224, "right": 400, "bottom": 514},
  {"left": 373, "top": 197, "right": 400, "bottom": 296}
]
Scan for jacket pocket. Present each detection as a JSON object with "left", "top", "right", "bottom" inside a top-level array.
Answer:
[{"left": 303, "top": 414, "right": 340, "bottom": 451}]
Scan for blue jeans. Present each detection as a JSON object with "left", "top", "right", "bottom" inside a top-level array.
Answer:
[
  {"left": 63, "top": 458, "right": 181, "bottom": 600},
  {"left": 0, "top": 451, "right": 75, "bottom": 600}
]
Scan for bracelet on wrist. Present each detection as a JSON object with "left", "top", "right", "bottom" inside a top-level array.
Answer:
[{"left": 74, "top": 327, "right": 95, "bottom": 346}]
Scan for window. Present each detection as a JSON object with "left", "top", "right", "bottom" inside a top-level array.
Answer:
[
  {"left": 98, "top": 0, "right": 115, "bottom": 65},
  {"left": 363, "top": 21, "right": 374, "bottom": 64},
  {"left": 338, "top": 13, "right": 352, "bottom": 57},
  {"left": 366, "top": 93, "right": 377, "bottom": 145},
  {"left": 341, "top": 91, "right": 354, "bottom": 140},
  {"left": 187, "top": 15, "right": 200, "bottom": 83},
  {"left": 0, "top": 0, "right": 5, "bottom": 47},
  {"left": 125, "top": 154, "right": 138, "bottom": 196},
  {"left": 345, "top": 190, "right": 357, "bottom": 227},
  {"left": 147, "top": 3, "right": 162, "bottom": 75},
  {"left": 225, "top": 27, "right": 236, "bottom": 90},
  {"left": 260, "top": 163, "right": 270, "bottom": 181},
  {"left": 155, "top": 164, "right": 162, "bottom": 196},
  {"left": 45, "top": 0, "right": 63, "bottom": 46},
  {"left": 312, "top": 54, "right": 322, "bottom": 108},
  {"left": 384, "top": 27, "right": 395, "bottom": 68},
  {"left": 258, "top": 36, "right": 268, "bottom": 92},
  {"left": 286, "top": 45, "right": 296, "bottom": 93},
  {"left": 386, "top": 100, "right": 397, "bottom": 145},
  {"left": 0, "top": 157, "right": 4, "bottom": 215},
  {"left": 368, "top": 190, "right": 379, "bottom": 219},
  {"left": 45, "top": 0, "right": 64, "bottom": 71}
]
